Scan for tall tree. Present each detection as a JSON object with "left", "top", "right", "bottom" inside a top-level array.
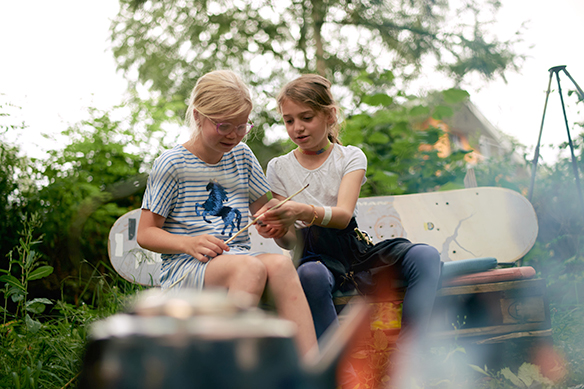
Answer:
[{"left": 110, "top": 0, "right": 522, "bottom": 130}]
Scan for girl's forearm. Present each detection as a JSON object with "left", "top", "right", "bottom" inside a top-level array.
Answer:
[
  {"left": 137, "top": 226, "right": 186, "bottom": 254},
  {"left": 308, "top": 204, "right": 352, "bottom": 229},
  {"left": 275, "top": 227, "right": 298, "bottom": 250}
]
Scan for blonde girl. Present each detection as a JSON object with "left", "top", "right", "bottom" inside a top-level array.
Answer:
[{"left": 137, "top": 70, "right": 317, "bottom": 356}]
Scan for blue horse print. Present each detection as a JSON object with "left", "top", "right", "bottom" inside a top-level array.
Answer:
[{"left": 195, "top": 181, "right": 242, "bottom": 237}]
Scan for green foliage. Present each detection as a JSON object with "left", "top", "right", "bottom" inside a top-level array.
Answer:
[
  {"left": 0, "top": 214, "right": 145, "bottom": 388},
  {"left": 522, "top": 131, "right": 584, "bottom": 303},
  {"left": 0, "top": 214, "right": 52, "bottom": 324},
  {"left": 469, "top": 363, "right": 554, "bottom": 388},
  {"left": 23, "top": 104, "right": 174, "bottom": 301},
  {"left": 518, "top": 129, "right": 584, "bottom": 386},
  {"left": 109, "top": 0, "right": 523, "bottom": 144},
  {"left": 0, "top": 99, "right": 36, "bottom": 266},
  {"left": 111, "top": 0, "right": 522, "bottom": 93},
  {"left": 0, "top": 215, "right": 68, "bottom": 388},
  {"left": 550, "top": 305, "right": 584, "bottom": 386},
  {"left": 343, "top": 73, "right": 470, "bottom": 195},
  {"left": 469, "top": 115, "right": 584, "bottom": 386}
]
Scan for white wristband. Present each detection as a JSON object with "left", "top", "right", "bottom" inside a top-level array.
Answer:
[{"left": 322, "top": 206, "right": 332, "bottom": 226}]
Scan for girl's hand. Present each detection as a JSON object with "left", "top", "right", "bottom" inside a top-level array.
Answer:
[
  {"left": 256, "top": 199, "right": 299, "bottom": 229},
  {"left": 255, "top": 221, "right": 289, "bottom": 240},
  {"left": 182, "top": 234, "right": 230, "bottom": 262}
]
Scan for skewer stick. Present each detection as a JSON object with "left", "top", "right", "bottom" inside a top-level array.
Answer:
[
  {"left": 167, "top": 184, "right": 309, "bottom": 290},
  {"left": 225, "top": 183, "right": 309, "bottom": 244}
]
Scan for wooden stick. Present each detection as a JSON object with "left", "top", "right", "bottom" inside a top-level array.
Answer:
[
  {"left": 225, "top": 183, "right": 309, "bottom": 244},
  {"left": 167, "top": 184, "right": 309, "bottom": 290}
]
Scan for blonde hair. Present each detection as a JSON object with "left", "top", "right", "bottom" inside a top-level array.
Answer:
[
  {"left": 185, "top": 70, "right": 253, "bottom": 140},
  {"left": 276, "top": 74, "right": 342, "bottom": 144}
]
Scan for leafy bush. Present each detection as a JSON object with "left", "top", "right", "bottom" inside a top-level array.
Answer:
[
  {"left": 342, "top": 72, "right": 471, "bottom": 196},
  {"left": 0, "top": 214, "right": 144, "bottom": 388}
]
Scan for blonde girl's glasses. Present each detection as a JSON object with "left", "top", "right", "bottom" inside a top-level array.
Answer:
[{"left": 199, "top": 112, "right": 254, "bottom": 136}]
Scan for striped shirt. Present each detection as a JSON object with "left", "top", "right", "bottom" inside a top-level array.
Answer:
[{"left": 142, "top": 143, "right": 270, "bottom": 289}]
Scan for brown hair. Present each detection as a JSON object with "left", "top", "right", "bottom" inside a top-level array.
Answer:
[{"left": 276, "top": 74, "right": 342, "bottom": 144}]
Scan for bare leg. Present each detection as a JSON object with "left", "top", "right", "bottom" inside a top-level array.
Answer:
[
  {"left": 257, "top": 253, "right": 318, "bottom": 356},
  {"left": 204, "top": 254, "right": 267, "bottom": 305}
]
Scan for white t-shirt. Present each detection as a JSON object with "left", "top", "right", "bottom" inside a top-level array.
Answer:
[{"left": 266, "top": 144, "right": 367, "bottom": 220}]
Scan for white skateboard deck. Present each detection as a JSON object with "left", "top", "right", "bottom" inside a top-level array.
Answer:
[
  {"left": 108, "top": 187, "right": 538, "bottom": 285},
  {"left": 355, "top": 187, "right": 538, "bottom": 263},
  {"left": 108, "top": 209, "right": 162, "bottom": 286}
]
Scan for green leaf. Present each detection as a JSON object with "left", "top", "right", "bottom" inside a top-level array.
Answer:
[
  {"left": 468, "top": 364, "right": 489, "bottom": 376},
  {"left": 419, "top": 128, "right": 443, "bottom": 144},
  {"left": 442, "top": 88, "right": 469, "bottom": 104},
  {"left": 388, "top": 121, "right": 409, "bottom": 137},
  {"left": 25, "top": 250, "right": 37, "bottom": 268},
  {"left": 27, "top": 297, "right": 52, "bottom": 305},
  {"left": 26, "top": 298, "right": 53, "bottom": 314},
  {"left": 12, "top": 293, "right": 24, "bottom": 303},
  {"left": 27, "top": 266, "right": 54, "bottom": 281},
  {"left": 362, "top": 93, "right": 393, "bottom": 107},
  {"left": 12, "top": 372, "right": 21, "bottom": 389},
  {"left": 379, "top": 70, "right": 395, "bottom": 83},
  {"left": 432, "top": 105, "right": 454, "bottom": 120},
  {"left": 25, "top": 302, "right": 46, "bottom": 314},
  {"left": 516, "top": 363, "right": 553, "bottom": 386},
  {"left": 409, "top": 105, "right": 430, "bottom": 117},
  {"left": 445, "top": 345, "right": 466, "bottom": 361},
  {"left": 448, "top": 149, "right": 471, "bottom": 161},
  {"left": 0, "top": 274, "right": 25, "bottom": 290},
  {"left": 367, "top": 132, "right": 390, "bottom": 144},
  {"left": 371, "top": 171, "right": 398, "bottom": 189},
  {"left": 25, "top": 314, "right": 42, "bottom": 333},
  {"left": 500, "top": 367, "right": 526, "bottom": 388},
  {"left": 6, "top": 285, "right": 24, "bottom": 298}
]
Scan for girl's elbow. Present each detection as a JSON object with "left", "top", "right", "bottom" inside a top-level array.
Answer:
[
  {"left": 136, "top": 235, "right": 145, "bottom": 249},
  {"left": 336, "top": 213, "right": 353, "bottom": 229},
  {"left": 136, "top": 231, "right": 148, "bottom": 249}
]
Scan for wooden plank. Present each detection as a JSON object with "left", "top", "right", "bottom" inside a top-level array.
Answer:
[
  {"left": 355, "top": 328, "right": 553, "bottom": 347},
  {"left": 429, "top": 322, "right": 548, "bottom": 340},
  {"left": 474, "top": 329, "right": 553, "bottom": 345},
  {"left": 442, "top": 266, "right": 536, "bottom": 287},
  {"left": 437, "top": 278, "right": 546, "bottom": 297},
  {"left": 338, "top": 278, "right": 546, "bottom": 303},
  {"left": 500, "top": 296, "right": 546, "bottom": 324}
]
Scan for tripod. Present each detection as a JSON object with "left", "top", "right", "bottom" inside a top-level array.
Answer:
[{"left": 528, "top": 65, "right": 584, "bottom": 211}]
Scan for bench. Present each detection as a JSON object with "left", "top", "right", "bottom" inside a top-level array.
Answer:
[{"left": 108, "top": 187, "right": 550, "bottom": 348}]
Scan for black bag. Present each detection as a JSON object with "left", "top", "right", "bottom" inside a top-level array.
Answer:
[{"left": 297, "top": 218, "right": 413, "bottom": 295}]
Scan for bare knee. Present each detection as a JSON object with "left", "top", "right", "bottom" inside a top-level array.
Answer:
[
  {"left": 206, "top": 255, "right": 267, "bottom": 293},
  {"left": 261, "top": 254, "right": 297, "bottom": 279},
  {"left": 241, "top": 255, "right": 268, "bottom": 285}
]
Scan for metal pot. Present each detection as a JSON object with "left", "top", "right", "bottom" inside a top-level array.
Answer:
[{"left": 79, "top": 289, "right": 368, "bottom": 389}]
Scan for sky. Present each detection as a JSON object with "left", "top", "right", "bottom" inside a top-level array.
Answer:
[{"left": 1, "top": 0, "right": 583, "bottom": 164}]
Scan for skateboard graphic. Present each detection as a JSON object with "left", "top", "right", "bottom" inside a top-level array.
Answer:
[{"left": 108, "top": 187, "right": 538, "bottom": 286}]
